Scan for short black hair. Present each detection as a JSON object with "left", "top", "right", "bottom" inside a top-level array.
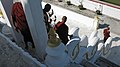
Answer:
[
  {"left": 63, "top": 16, "right": 67, "bottom": 22},
  {"left": 44, "top": 3, "right": 51, "bottom": 12}
]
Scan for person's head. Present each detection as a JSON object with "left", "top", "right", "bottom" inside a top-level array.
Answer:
[
  {"left": 44, "top": 3, "right": 51, "bottom": 12},
  {"left": 62, "top": 16, "right": 67, "bottom": 23}
]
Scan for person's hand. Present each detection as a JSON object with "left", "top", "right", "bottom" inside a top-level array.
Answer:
[
  {"left": 50, "top": 19, "right": 52, "bottom": 23},
  {"left": 68, "top": 35, "right": 73, "bottom": 39},
  {"left": 51, "top": 9, "right": 54, "bottom": 15},
  {"left": 54, "top": 15, "right": 56, "bottom": 22},
  {"left": 48, "top": 9, "right": 54, "bottom": 17}
]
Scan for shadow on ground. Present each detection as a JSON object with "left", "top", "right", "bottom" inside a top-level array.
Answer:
[
  {"left": 112, "top": 37, "right": 120, "bottom": 42},
  {"left": 99, "top": 23, "right": 109, "bottom": 29}
]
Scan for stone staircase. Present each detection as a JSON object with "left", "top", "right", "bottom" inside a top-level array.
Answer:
[
  {"left": 95, "top": 56, "right": 120, "bottom": 67},
  {"left": 80, "top": 56, "right": 120, "bottom": 67}
]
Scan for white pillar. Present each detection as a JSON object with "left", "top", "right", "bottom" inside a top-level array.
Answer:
[{"left": 20, "top": 0, "right": 48, "bottom": 60}]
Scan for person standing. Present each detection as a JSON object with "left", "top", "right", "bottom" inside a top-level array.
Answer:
[
  {"left": 103, "top": 26, "right": 110, "bottom": 43},
  {"left": 11, "top": 2, "right": 35, "bottom": 49},
  {"left": 54, "top": 16, "right": 69, "bottom": 45},
  {"left": 43, "top": 3, "right": 54, "bottom": 33}
]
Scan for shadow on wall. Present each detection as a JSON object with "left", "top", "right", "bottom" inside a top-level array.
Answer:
[{"left": 99, "top": 23, "right": 109, "bottom": 29}]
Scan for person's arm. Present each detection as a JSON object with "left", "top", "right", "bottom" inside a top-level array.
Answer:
[
  {"left": 48, "top": 9, "right": 54, "bottom": 17},
  {"left": 54, "top": 24, "right": 58, "bottom": 30},
  {"left": 68, "top": 34, "right": 73, "bottom": 39}
]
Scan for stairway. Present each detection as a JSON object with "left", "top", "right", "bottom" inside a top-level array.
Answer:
[
  {"left": 95, "top": 56, "right": 120, "bottom": 67},
  {"left": 80, "top": 56, "right": 120, "bottom": 67}
]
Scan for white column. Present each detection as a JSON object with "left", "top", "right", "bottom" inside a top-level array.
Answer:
[{"left": 20, "top": 0, "right": 48, "bottom": 60}]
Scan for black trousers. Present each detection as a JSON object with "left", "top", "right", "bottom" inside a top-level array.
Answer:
[
  {"left": 20, "top": 29, "right": 35, "bottom": 48},
  {"left": 58, "top": 35, "right": 69, "bottom": 45}
]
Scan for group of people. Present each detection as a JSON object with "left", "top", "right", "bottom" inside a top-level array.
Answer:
[
  {"left": 11, "top": 2, "right": 110, "bottom": 50},
  {"left": 11, "top": 2, "right": 71, "bottom": 50},
  {"left": 43, "top": 3, "right": 72, "bottom": 45},
  {"left": 43, "top": 3, "right": 110, "bottom": 44}
]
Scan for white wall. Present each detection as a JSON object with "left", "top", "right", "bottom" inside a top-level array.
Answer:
[{"left": 70, "top": 0, "right": 120, "bottom": 20}]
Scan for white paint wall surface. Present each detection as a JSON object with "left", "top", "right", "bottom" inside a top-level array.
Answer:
[{"left": 70, "top": 0, "right": 120, "bottom": 20}]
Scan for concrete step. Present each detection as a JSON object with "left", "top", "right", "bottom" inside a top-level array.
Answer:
[
  {"left": 95, "top": 56, "right": 120, "bottom": 67},
  {"left": 80, "top": 59, "right": 98, "bottom": 67}
]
